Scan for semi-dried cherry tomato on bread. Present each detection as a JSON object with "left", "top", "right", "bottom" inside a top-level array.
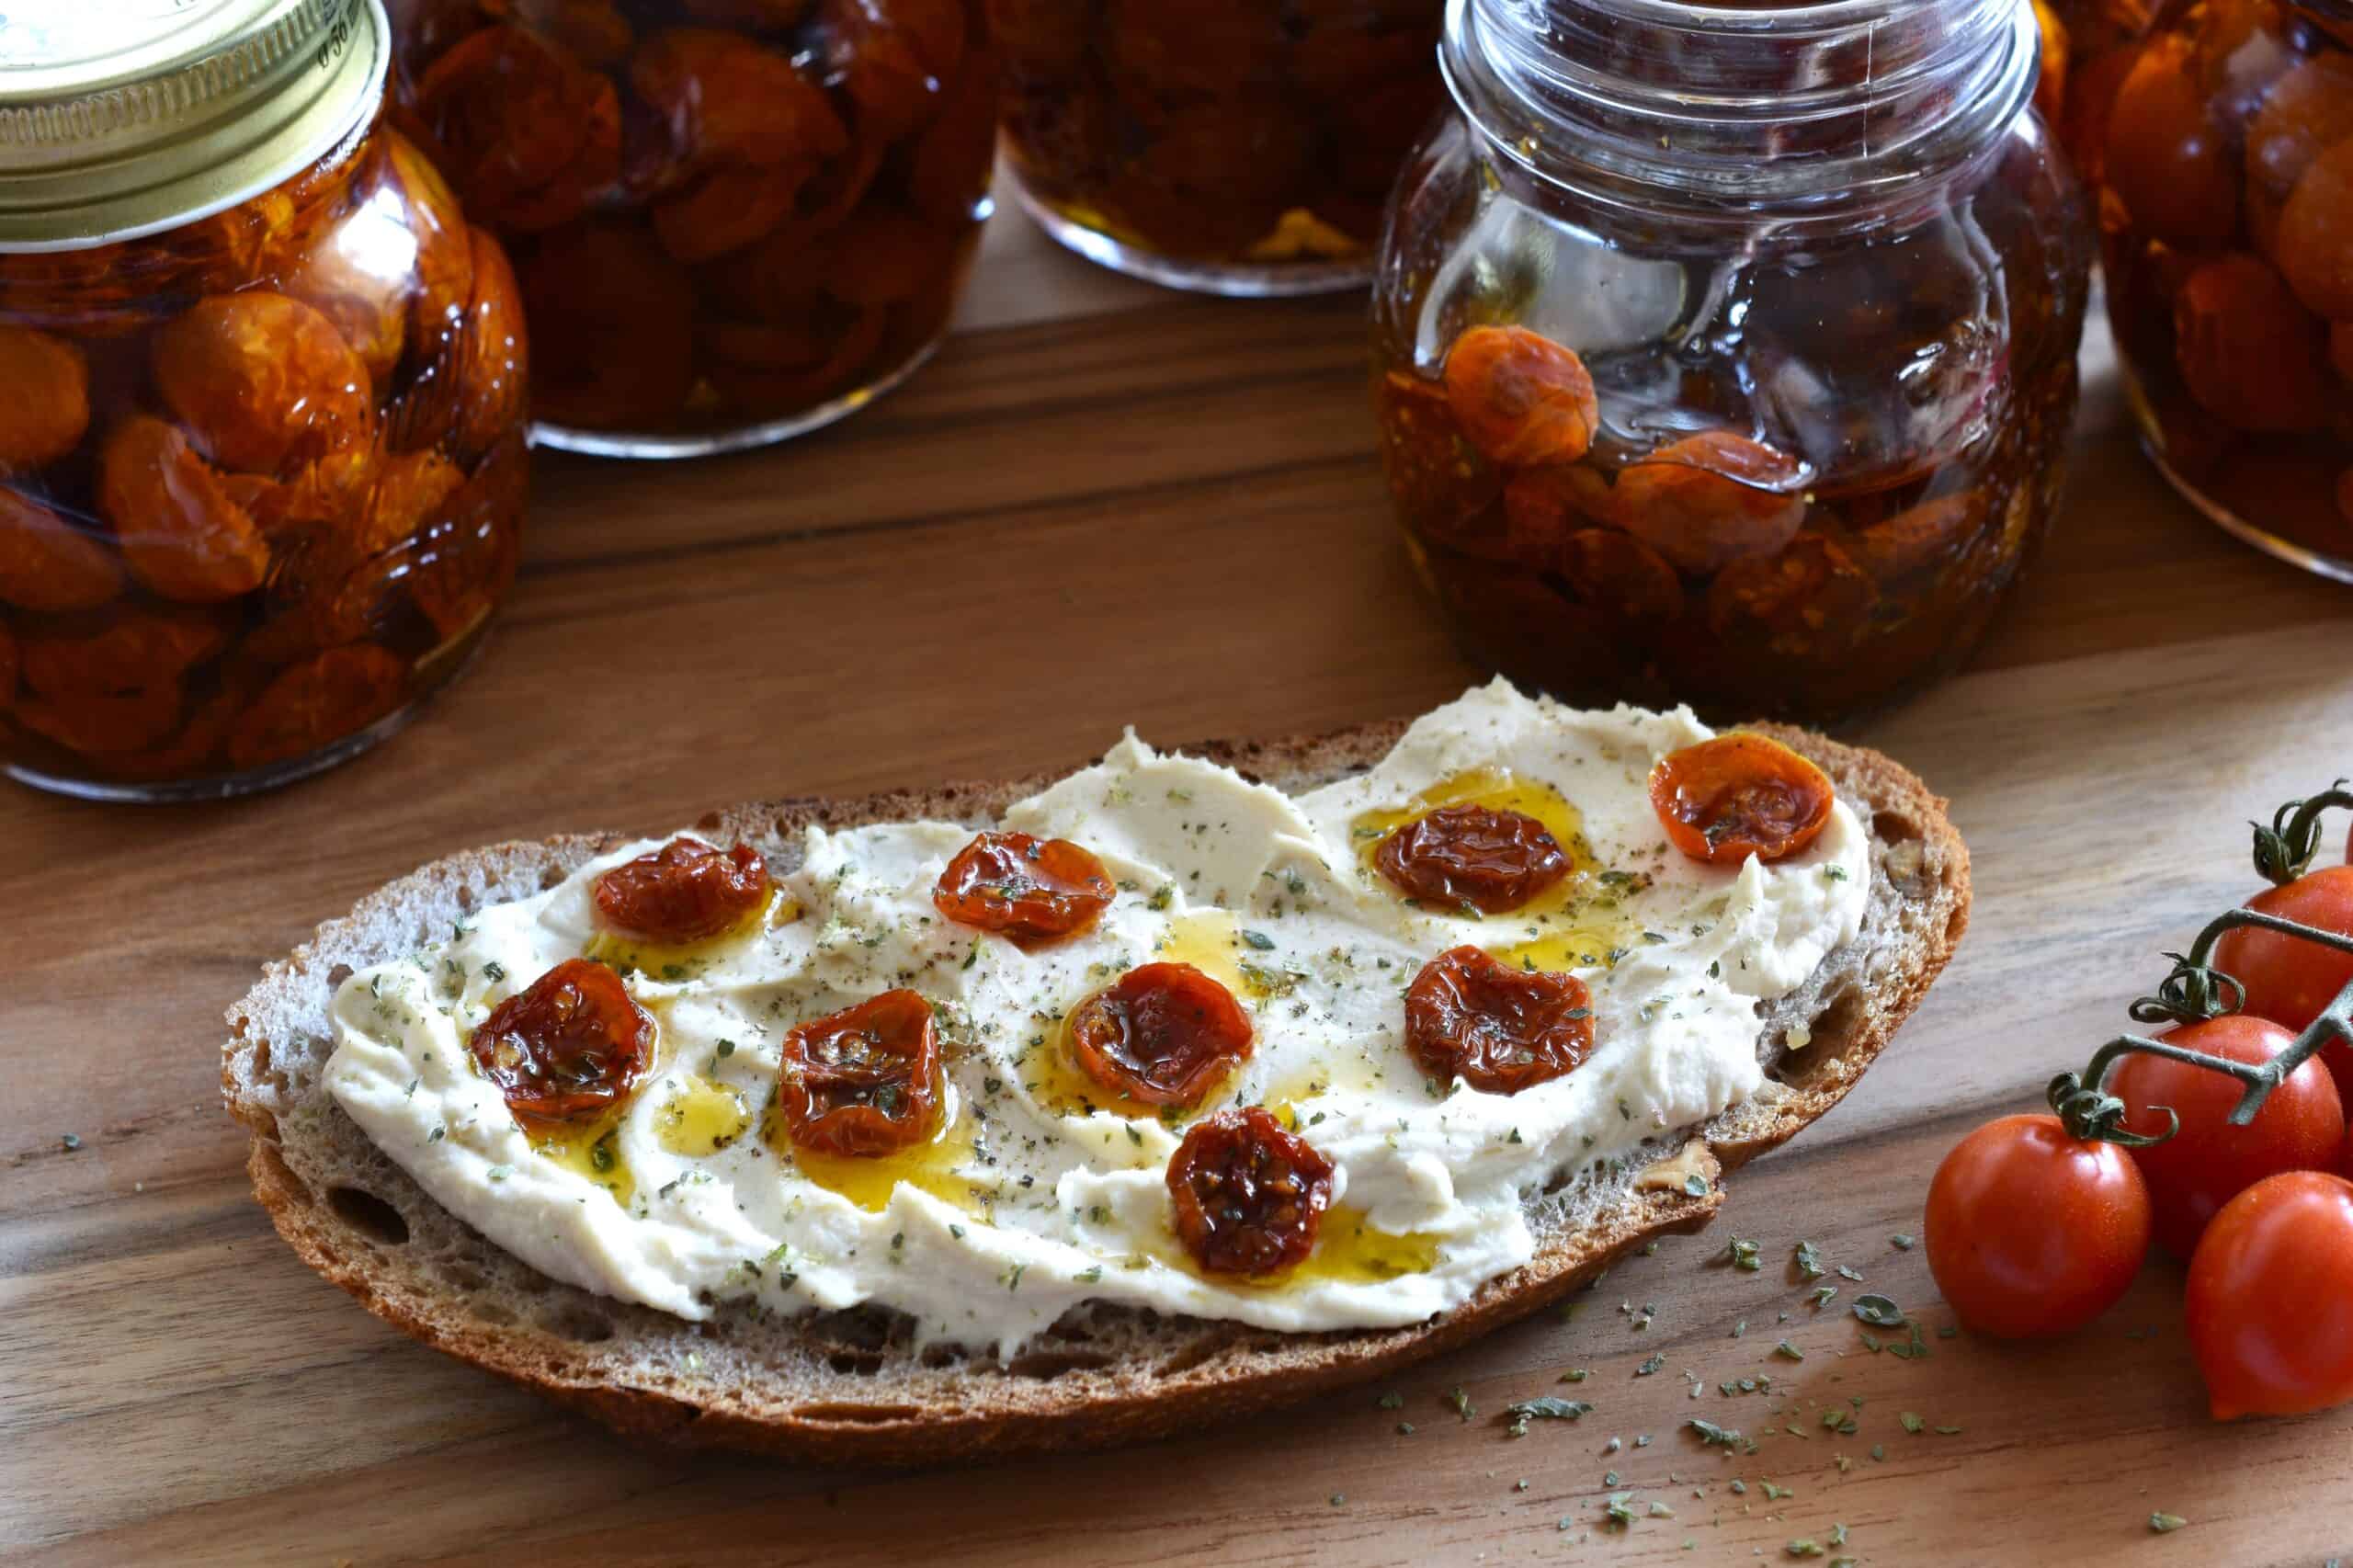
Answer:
[
  {"left": 1165, "top": 1106, "right": 1336, "bottom": 1278},
  {"left": 1374, "top": 802, "right": 1570, "bottom": 915},
  {"left": 1649, "top": 733, "right": 1836, "bottom": 866},
  {"left": 594, "top": 835, "right": 771, "bottom": 942},
  {"left": 933, "top": 829, "right": 1116, "bottom": 946},
  {"left": 777, "top": 989, "right": 943, "bottom": 1157},
  {"left": 1440, "top": 324, "right": 1600, "bottom": 468},
  {"left": 1067, "top": 961, "right": 1253, "bottom": 1108},
  {"left": 1404, "top": 945, "right": 1595, "bottom": 1094},
  {"left": 471, "top": 957, "right": 654, "bottom": 1120}
]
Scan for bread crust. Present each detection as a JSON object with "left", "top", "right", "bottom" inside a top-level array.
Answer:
[{"left": 222, "top": 717, "right": 1969, "bottom": 1464}]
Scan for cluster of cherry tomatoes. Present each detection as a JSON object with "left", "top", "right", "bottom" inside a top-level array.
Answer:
[{"left": 1926, "top": 803, "right": 2353, "bottom": 1420}]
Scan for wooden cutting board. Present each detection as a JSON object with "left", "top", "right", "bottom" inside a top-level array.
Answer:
[{"left": 6, "top": 207, "right": 2352, "bottom": 1568}]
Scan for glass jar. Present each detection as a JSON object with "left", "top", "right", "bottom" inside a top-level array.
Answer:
[
  {"left": 386, "top": 0, "right": 997, "bottom": 459},
  {"left": 1370, "top": 0, "right": 2093, "bottom": 724},
  {"left": 991, "top": 0, "right": 1443, "bottom": 295},
  {"left": 2063, "top": 1, "right": 2353, "bottom": 580},
  {"left": 0, "top": 0, "right": 530, "bottom": 802}
]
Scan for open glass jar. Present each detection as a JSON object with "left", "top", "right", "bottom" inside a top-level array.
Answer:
[
  {"left": 0, "top": 0, "right": 530, "bottom": 801},
  {"left": 2063, "top": 1, "right": 2353, "bottom": 580},
  {"left": 992, "top": 0, "right": 1444, "bottom": 295},
  {"left": 387, "top": 0, "right": 997, "bottom": 458},
  {"left": 1371, "top": 0, "right": 2093, "bottom": 724}
]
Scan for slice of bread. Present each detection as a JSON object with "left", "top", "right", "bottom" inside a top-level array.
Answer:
[{"left": 222, "top": 719, "right": 1967, "bottom": 1464}]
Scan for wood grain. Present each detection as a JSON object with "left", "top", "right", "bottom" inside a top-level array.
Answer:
[{"left": 6, "top": 206, "right": 2352, "bottom": 1568}]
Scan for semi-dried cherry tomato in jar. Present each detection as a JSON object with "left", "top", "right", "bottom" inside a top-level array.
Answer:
[
  {"left": 386, "top": 0, "right": 999, "bottom": 458},
  {"left": 2061, "top": 1, "right": 2353, "bottom": 580},
  {"left": 990, "top": 0, "right": 1444, "bottom": 296},
  {"left": 0, "top": 0, "right": 530, "bottom": 801},
  {"left": 1370, "top": 0, "right": 2093, "bottom": 723}
]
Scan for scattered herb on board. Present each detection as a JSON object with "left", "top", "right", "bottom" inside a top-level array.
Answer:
[
  {"left": 1900, "top": 1412, "right": 1926, "bottom": 1434},
  {"left": 1504, "top": 1397, "right": 1593, "bottom": 1437},
  {"left": 1378, "top": 1391, "right": 1404, "bottom": 1410},
  {"left": 1605, "top": 1494, "right": 1637, "bottom": 1527},
  {"left": 1561, "top": 1368, "right": 1590, "bottom": 1383},
  {"left": 59, "top": 1133, "right": 81, "bottom": 1152},
  {"left": 2149, "top": 1513, "right": 2188, "bottom": 1534},
  {"left": 1726, "top": 1238, "right": 1762, "bottom": 1272},
  {"left": 1890, "top": 1233, "right": 1915, "bottom": 1250},
  {"left": 1446, "top": 1387, "right": 1476, "bottom": 1422},
  {"left": 1773, "top": 1340, "right": 1805, "bottom": 1361},
  {"left": 1761, "top": 1480, "right": 1792, "bottom": 1501},
  {"left": 1852, "top": 1294, "right": 1905, "bottom": 1328},
  {"left": 1688, "top": 1418, "right": 1743, "bottom": 1448},
  {"left": 1637, "top": 1354, "right": 1666, "bottom": 1377},
  {"left": 1794, "top": 1240, "right": 1825, "bottom": 1280},
  {"left": 1887, "top": 1322, "right": 1933, "bottom": 1361}
]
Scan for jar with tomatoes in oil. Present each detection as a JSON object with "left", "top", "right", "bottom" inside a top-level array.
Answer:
[
  {"left": 1371, "top": 0, "right": 2093, "bottom": 723},
  {"left": 2063, "top": 1, "right": 2353, "bottom": 579},
  {"left": 0, "top": 0, "right": 529, "bottom": 801},
  {"left": 387, "top": 0, "right": 996, "bottom": 457},
  {"left": 992, "top": 0, "right": 1443, "bottom": 295}
]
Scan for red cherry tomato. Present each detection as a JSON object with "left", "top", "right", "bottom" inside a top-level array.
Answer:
[
  {"left": 1925, "top": 1114, "right": 2152, "bottom": 1337},
  {"left": 2110, "top": 1015, "right": 2345, "bottom": 1258},
  {"left": 2187, "top": 1170, "right": 2353, "bottom": 1419},
  {"left": 2212, "top": 865, "right": 2353, "bottom": 1097}
]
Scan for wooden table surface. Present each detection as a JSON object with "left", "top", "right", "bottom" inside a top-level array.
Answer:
[{"left": 7, "top": 204, "right": 2353, "bottom": 1568}]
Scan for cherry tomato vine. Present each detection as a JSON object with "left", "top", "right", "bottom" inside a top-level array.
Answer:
[{"left": 2045, "top": 781, "right": 2353, "bottom": 1147}]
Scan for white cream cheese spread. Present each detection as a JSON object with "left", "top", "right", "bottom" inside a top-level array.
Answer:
[{"left": 324, "top": 680, "right": 1868, "bottom": 1357}]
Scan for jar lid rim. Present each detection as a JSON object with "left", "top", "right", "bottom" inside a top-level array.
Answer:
[{"left": 0, "top": 0, "right": 385, "bottom": 250}]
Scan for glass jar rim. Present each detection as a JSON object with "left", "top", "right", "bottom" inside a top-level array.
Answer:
[{"left": 1441, "top": 0, "right": 2043, "bottom": 219}]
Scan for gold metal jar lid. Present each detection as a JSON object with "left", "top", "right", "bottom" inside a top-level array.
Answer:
[{"left": 0, "top": 0, "right": 387, "bottom": 251}]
